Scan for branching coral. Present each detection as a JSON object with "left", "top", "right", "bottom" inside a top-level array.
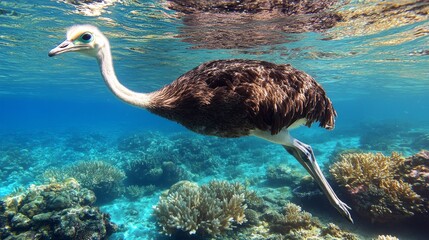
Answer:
[
  {"left": 321, "top": 223, "right": 358, "bottom": 239},
  {"left": 401, "top": 150, "right": 429, "bottom": 210},
  {"left": 262, "top": 202, "right": 321, "bottom": 235},
  {"left": 281, "top": 202, "right": 319, "bottom": 233},
  {"left": 330, "top": 152, "right": 405, "bottom": 189},
  {"left": 330, "top": 151, "right": 426, "bottom": 222},
  {"left": 366, "top": 179, "right": 423, "bottom": 220},
  {"left": 261, "top": 202, "right": 359, "bottom": 239},
  {"left": 43, "top": 161, "right": 125, "bottom": 203},
  {"left": 153, "top": 180, "right": 260, "bottom": 237}
]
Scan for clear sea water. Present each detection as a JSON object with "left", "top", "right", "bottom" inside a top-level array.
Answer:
[{"left": 0, "top": 0, "right": 428, "bottom": 239}]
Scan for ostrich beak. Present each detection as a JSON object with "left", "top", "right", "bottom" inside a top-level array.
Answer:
[
  {"left": 48, "top": 40, "right": 74, "bottom": 57},
  {"left": 49, "top": 39, "right": 91, "bottom": 57}
]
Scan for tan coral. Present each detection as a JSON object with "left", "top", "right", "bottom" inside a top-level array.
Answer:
[
  {"left": 262, "top": 202, "right": 358, "bottom": 239},
  {"left": 379, "top": 179, "right": 421, "bottom": 204},
  {"left": 374, "top": 235, "right": 399, "bottom": 240},
  {"left": 153, "top": 180, "right": 256, "bottom": 236},
  {"left": 283, "top": 202, "right": 317, "bottom": 230},
  {"left": 330, "top": 152, "right": 405, "bottom": 190},
  {"left": 330, "top": 151, "right": 426, "bottom": 222},
  {"left": 321, "top": 223, "right": 359, "bottom": 239}
]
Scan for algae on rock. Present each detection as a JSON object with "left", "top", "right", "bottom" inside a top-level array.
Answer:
[{"left": 0, "top": 178, "right": 117, "bottom": 239}]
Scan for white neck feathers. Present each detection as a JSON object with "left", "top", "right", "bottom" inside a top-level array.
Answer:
[{"left": 96, "top": 43, "right": 152, "bottom": 108}]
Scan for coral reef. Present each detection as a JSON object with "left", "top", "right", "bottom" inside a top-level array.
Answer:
[
  {"left": 124, "top": 185, "right": 156, "bottom": 200},
  {"left": 169, "top": 133, "right": 220, "bottom": 175},
  {"left": 118, "top": 132, "right": 204, "bottom": 186},
  {"left": 64, "top": 132, "right": 107, "bottom": 153},
  {"left": 401, "top": 150, "right": 429, "bottom": 210},
  {"left": 291, "top": 175, "right": 322, "bottom": 199},
  {"left": 265, "top": 164, "right": 323, "bottom": 201},
  {"left": 261, "top": 202, "right": 358, "bottom": 240},
  {"left": 153, "top": 180, "right": 260, "bottom": 236},
  {"left": 124, "top": 158, "right": 188, "bottom": 187},
  {"left": 0, "top": 178, "right": 117, "bottom": 239},
  {"left": 330, "top": 152, "right": 404, "bottom": 187},
  {"left": 4, "top": 129, "right": 424, "bottom": 238},
  {"left": 118, "top": 132, "right": 269, "bottom": 185},
  {"left": 357, "top": 123, "right": 429, "bottom": 154},
  {"left": 261, "top": 202, "right": 322, "bottom": 235},
  {"left": 0, "top": 146, "right": 34, "bottom": 182},
  {"left": 330, "top": 151, "right": 428, "bottom": 222},
  {"left": 117, "top": 132, "right": 172, "bottom": 153},
  {"left": 358, "top": 122, "right": 407, "bottom": 152},
  {"left": 374, "top": 235, "right": 399, "bottom": 240},
  {"left": 43, "top": 161, "right": 126, "bottom": 203},
  {"left": 153, "top": 180, "right": 358, "bottom": 239},
  {"left": 266, "top": 164, "right": 304, "bottom": 187},
  {"left": 322, "top": 223, "right": 358, "bottom": 239}
]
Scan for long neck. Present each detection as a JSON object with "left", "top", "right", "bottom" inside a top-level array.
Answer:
[{"left": 96, "top": 43, "right": 152, "bottom": 108}]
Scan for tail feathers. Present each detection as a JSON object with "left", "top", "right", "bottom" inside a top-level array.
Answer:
[{"left": 320, "top": 103, "right": 337, "bottom": 130}]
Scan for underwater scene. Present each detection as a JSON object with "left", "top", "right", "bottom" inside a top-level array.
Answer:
[{"left": 1, "top": 0, "right": 429, "bottom": 239}]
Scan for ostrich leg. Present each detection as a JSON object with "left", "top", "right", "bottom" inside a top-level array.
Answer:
[
  {"left": 253, "top": 129, "right": 353, "bottom": 223},
  {"left": 283, "top": 138, "right": 353, "bottom": 223}
]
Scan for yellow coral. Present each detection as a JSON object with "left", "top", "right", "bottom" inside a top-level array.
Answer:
[
  {"left": 330, "top": 152, "right": 405, "bottom": 189},
  {"left": 379, "top": 179, "right": 419, "bottom": 202},
  {"left": 283, "top": 202, "right": 315, "bottom": 229},
  {"left": 330, "top": 151, "right": 425, "bottom": 222},
  {"left": 377, "top": 179, "right": 423, "bottom": 217}
]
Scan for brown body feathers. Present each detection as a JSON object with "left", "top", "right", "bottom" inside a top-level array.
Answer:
[{"left": 148, "top": 59, "right": 336, "bottom": 137}]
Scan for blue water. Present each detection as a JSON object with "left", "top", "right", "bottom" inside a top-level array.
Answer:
[{"left": 1, "top": 0, "right": 429, "bottom": 239}]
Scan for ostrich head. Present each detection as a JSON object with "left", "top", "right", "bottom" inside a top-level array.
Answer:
[{"left": 48, "top": 25, "right": 108, "bottom": 58}]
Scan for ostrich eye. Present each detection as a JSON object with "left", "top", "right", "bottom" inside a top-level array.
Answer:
[{"left": 80, "top": 33, "right": 93, "bottom": 43}]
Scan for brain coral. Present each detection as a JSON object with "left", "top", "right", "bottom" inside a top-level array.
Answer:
[
  {"left": 153, "top": 180, "right": 259, "bottom": 236},
  {"left": 330, "top": 151, "right": 426, "bottom": 222}
]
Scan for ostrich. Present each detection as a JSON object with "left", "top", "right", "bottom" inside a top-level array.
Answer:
[{"left": 48, "top": 25, "right": 352, "bottom": 222}]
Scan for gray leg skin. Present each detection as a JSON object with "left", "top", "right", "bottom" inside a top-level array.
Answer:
[{"left": 284, "top": 139, "right": 354, "bottom": 223}]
